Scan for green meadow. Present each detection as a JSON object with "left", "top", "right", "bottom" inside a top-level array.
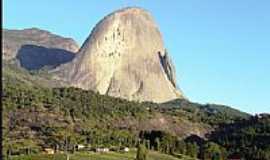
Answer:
[{"left": 9, "top": 150, "right": 196, "bottom": 160}]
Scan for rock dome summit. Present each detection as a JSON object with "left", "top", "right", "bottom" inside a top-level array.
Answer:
[{"left": 54, "top": 7, "right": 184, "bottom": 102}]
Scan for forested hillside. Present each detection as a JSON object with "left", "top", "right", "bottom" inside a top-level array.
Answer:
[
  {"left": 3, "top": 63, "right": 269, "bottom": 160},
  {"left": 209, "top": 114, "right": 270, "bottom": 159}
]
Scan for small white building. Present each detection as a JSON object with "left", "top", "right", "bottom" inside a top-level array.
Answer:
[
  {"left": 76, "top": 144, "right": 85, "bottom": 150},
  {"left": 44, "top": 148, "right": 55, "bottom": 154},
  {"left": 95, "top": 148, "right": 109, "bottom": 153},
  {"left": 123, "top": 147, "right": 129, "bottom": 152}
]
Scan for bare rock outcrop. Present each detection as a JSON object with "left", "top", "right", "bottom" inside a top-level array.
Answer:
[{"left": 54, "top": 7, "right": 184, "bottom": 103}]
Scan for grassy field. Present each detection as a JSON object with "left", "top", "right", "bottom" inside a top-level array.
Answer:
[{"left": 9, "top": 150, "right": 196, "bottom": 160}]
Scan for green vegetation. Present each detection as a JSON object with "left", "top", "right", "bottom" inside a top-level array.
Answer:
[
  {"left": 160, "top": 99, "right": 250, "bottom": 125},
  {"left": 4, "top": 62, "right": 269, "bottom": 160},
  {"left": 8, "top": 150, "right": 196, "bottom": 160},
  {"left": 136, "top": 144, "right": 148, "bottom": 160},
  {"left": 3, "top": 60, "right": 67, "bottom": 88},
  {"left": 210, "top": 114, "right": 270, "bottom": 160},
  {"left": 201, "top": 142, "right": 227, "bottom": 160},
  {"left": 185, "top": 143, "right": 198, "bottom": 158}
]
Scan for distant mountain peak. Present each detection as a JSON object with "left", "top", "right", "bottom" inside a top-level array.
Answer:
[{"left": 3, "top": 28, "right": 79, "bottom": 69}]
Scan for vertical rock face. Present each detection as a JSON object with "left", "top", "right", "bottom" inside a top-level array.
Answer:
[{"left": 54, "top": 7, "right": 184, "bottom": 103}]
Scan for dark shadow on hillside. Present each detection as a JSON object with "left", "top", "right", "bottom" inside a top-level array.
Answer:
[
  {"left": 16, "top": 44, "right": 75, "bottom": 70},
  {"left": 183, "top": 134, "right": 206, "bottom": 146}
]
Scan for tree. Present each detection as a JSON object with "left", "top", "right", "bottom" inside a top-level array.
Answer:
[
  {"left": 146, "top": 140, "right": 151, "bottom": 150},
  {"left": 155, "top": 138, "right": 160, "bottom": 151},
  {"left": 202, "top": 142, "right": 226, "bottom": 160},
  {"left": 176, "top": 140, "right": 186, "bottom": 155},
  {"left": 136, "top": 144, "right": 148, "bottom": 160},
  {"left": 186, "top": 142, "right": 198, "bottom": 158},
  {"left": 160, "top": 132, "right": 176, "bottom": 154},
  {"left": 6, "top": 145, "right": 12, "bottom": 160}
]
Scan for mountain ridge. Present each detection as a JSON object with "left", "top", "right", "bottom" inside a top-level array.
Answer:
[{"left": 3, "top": 28, "right": 79, "bottom": 70}]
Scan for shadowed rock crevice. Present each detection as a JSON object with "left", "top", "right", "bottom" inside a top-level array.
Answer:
[
  {"left": 158, "top": 50, "right": 177, "bottom": 88},
  {"left": 16, "top": 45, "right": 76, "bottom": 70}
]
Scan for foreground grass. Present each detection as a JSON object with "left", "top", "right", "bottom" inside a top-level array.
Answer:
[{"left": 9, "top": 150, "right": 196, "bottom": 160}]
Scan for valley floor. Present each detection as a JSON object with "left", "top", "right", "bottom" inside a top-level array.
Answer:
[{"left": 8, "top": 150, "right": 196, "bottom": 160}]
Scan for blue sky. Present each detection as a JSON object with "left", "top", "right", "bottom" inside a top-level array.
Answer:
[{"left": 4, "top": 0, "right": 270, "bottom": 114}]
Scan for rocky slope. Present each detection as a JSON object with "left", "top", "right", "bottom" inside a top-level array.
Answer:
[
  {"left": 54, "top": 7, "right": 184, "bottom": 103},
  {"left": 3, "top": 28, "right": 79, "bottom": 70}
]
